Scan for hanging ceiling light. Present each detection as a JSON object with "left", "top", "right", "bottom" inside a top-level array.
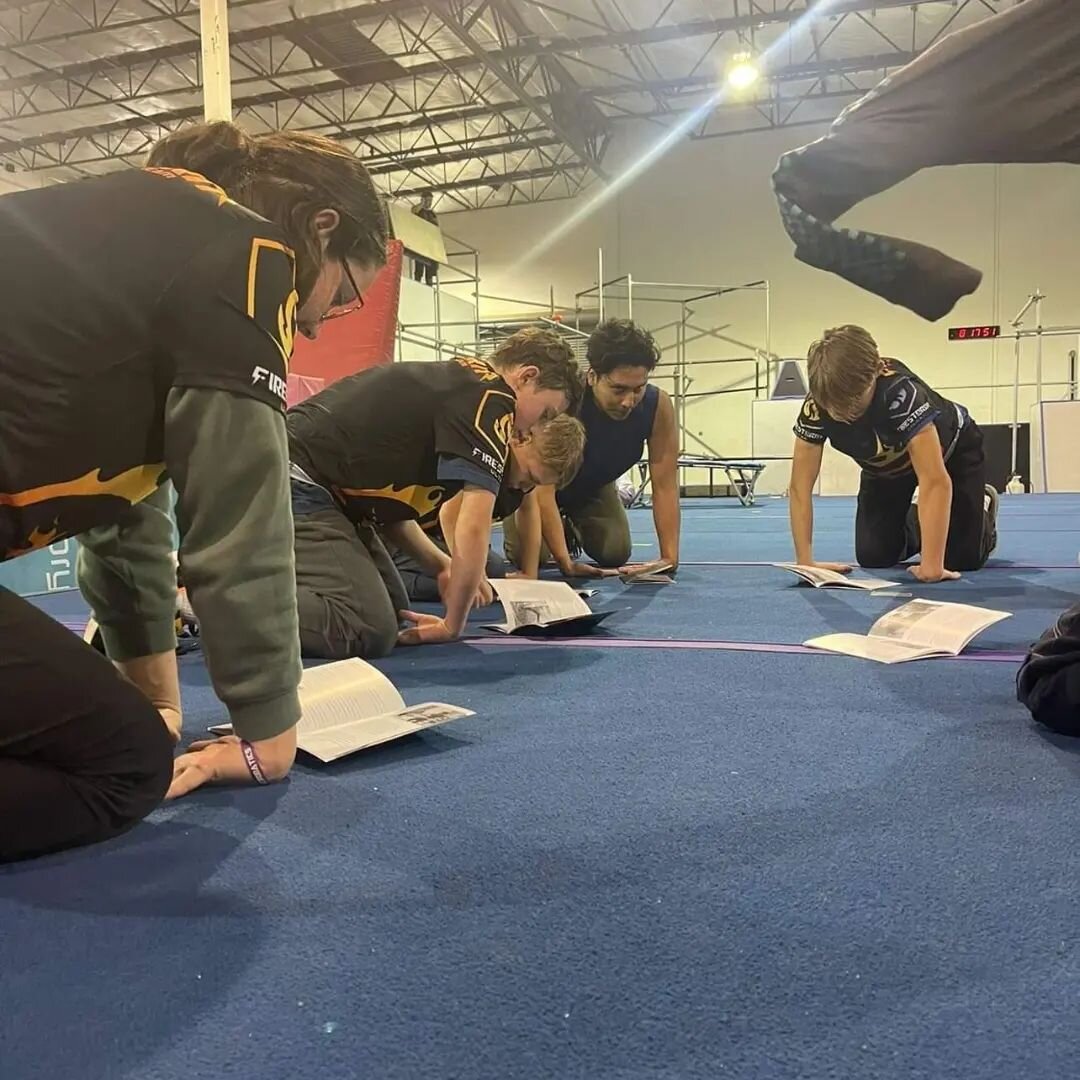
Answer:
[{"left": 726, "top": 50, "right": 762, "bottom": 91}]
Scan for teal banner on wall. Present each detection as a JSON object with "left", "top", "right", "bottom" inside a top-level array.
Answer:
[{"left": 0, "top": 539, "right": 80, "bottom": 597}]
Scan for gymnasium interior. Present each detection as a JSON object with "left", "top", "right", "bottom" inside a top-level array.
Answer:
[{"left": 3, "top": 1, "right": 1079, "bottom": 1078}]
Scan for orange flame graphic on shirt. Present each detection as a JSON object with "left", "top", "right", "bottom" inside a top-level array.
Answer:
[
  {"left": 144, "top": 167, "right": 231, "bottom": 207},
  {"left": 5, "top": 522, "right": 61, "bottom": 558},
  {"left": 335, "top": 483, "right": 445, "bottom": 519},
  {"left": 0, "top": 463, "right": 166, "bottom": 510}
]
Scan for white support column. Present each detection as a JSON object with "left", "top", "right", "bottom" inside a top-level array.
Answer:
[
  {"left": 597, "top": 247, "right": 605, "bottom": 322},
  {"left": 200, "top": 0, "right": 233, "bottom": 121}
]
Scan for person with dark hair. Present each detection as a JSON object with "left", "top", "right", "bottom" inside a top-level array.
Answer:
[
  {"left": 0, "top": 121, "right": 388, "bottom": 860},
  {"left": 788, "top": 325, "right": 998, "bottom": 581},
  {"left": 503, "top": 319, "right": 680, "bottom": 577},
  {"left": 286, "top": 329, "right": 583, "bottom": 657}
]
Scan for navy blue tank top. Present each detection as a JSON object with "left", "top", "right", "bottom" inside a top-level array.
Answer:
[{"left": 557, "top": 384, "right": 660, "bottom": 511}]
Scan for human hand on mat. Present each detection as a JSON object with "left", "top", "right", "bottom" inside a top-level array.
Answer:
[
  {"left": 167, "top": 738, "right": 241, "bottom": 798},
  {"left": 619, "top": 561, "right": 679, "bottom": 577},
  {"left": 908, "top": 564, "right": 961, "bottom": 583},
  {"left": 398, "top": 610, "right": 456, "bottom": 646},
  {"left": 474, "top": 578, "right": 495, "bottom": 608},
  {"left": 561, "top": 560, "right": 619, "bottom": 579},
  {"left": 166, "top": 730, "right": 296, "bottom": 798},
  {"left": 808, "top": 561, "right": 852, "bottom": 574}
]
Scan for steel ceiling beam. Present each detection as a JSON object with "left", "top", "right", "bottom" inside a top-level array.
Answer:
[
  {"left": 0, "top": 17, "right": 923, "bottom": 152},
  {"left": 0, "top": 0, "right": 1003, "bottom": 210},
  {"left": 0, "top": 51, "right": 920, "bottom": 174},
  {"left": 0, "top": 0, "right": 430, "bottom": 52},
  {"left": 394, "top": 161, "right": 587, "bottom": 196},
  {"left": 424, "top": 0, "right": 608, "bottom": 180},
  {"left": 0, "top": 46, "right": 915, "bottom": 157},
  {"left": 0, "top": 0, "right": 428, "bottom": 85},
  {"left": 0, "top": 0, "right": 961, "bottom": 90}
]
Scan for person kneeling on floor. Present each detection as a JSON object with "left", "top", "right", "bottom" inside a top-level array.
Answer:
[
  {"left": 503, "top": 318, "right": 681, "bottom": 579},
  {"left": 788, "top": 324, "right": 998, "bottom": 583},
  {"left": 392, "top": 415, "right": 586, "bottom": 601},
  {"left": 0, "top": 120, "right": 389, "bottom": 858},
  {"left": 286, "top": 329, "right": 582, "bottom": 658}
]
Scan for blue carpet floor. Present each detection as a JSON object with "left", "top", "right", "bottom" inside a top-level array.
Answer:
[{"left": 5, "top": 495, "right": 1080, "bottom": 1080}]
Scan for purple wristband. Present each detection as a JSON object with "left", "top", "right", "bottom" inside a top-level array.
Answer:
[{"left": 240, "top": 740, "right": 270, "bottom": 785}]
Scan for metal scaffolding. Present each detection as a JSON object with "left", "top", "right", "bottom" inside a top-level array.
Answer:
[
  {"left": 574, "top": 257, "right": 774, "bottom": 460},
  {"left": 0, "top": 0, "right": 1010, "bottom": 209},
  {"left": 933, "top": 289, "right": 1080, "bottom": 484}
]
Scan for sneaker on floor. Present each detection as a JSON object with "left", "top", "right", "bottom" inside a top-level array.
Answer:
[
  {"left": 83, "top": 616, "right": 104, "bottom": 653},
  {"left": 83, "top": 602, "right": 200, "bottom": 657},
  {"left": 984, "top": 483, "right": 1000, "bottom": 556},
  {"left": 175, "top": 587, "right": 201, "bottom": 655}
]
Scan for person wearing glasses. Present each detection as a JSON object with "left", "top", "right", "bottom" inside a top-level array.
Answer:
[
  {"left": 503, "top": 319, "right": 681, "bottom": 578},
  {"left": 285, "top": 329, "right": 583, "bottom": 658},
  {"left": 0, "top": 121, "right": 387, "bottom": 861}
]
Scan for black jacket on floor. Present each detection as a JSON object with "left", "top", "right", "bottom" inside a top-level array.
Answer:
[{"left": 1017, "top": 602, "right": 1080, "bottom": 736}]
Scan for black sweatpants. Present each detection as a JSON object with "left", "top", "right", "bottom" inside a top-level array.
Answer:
[
  {"left": 855, "top": 422, "right": 993, "bottom": 572},
  {"left": 0, "top": 587, "right": 174, "bottom": 863}
]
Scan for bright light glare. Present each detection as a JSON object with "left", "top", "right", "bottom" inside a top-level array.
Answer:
[
  {"left": 508, "top": 1, "right": 844, "bottom": 269},
  {"left": 726, "top": 53, "right": 761, "bottom": 91}
]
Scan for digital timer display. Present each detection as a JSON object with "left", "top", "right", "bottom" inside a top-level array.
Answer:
[{"left": 948, "top": 324, "right": 1001, "bottom": 341}]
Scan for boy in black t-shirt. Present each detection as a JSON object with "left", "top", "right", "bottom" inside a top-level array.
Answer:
[
  {"left": 393, "top": 415, "right": 586, "bottom": 601},
  {"left": 789, "top": 325, "right": 998, "bottom": 582},
  {"left": 286, "top": 329, "right": 582, "bottom": 658}
]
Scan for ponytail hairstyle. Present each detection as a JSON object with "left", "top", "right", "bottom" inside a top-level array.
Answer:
[{"left": 147, "top": 122, "right": 388, "bottom": 302}]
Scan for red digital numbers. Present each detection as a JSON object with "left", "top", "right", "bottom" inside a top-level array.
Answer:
[{"left": 949, "top": 324, "right": 1000, "bottom": 341}]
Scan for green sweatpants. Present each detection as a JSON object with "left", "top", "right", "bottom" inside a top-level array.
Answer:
[{"left": 502, "top": 481, "right": 632, "bottom": 570}]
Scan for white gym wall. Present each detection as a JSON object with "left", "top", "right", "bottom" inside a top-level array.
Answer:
[{"left": 449, "top": 122, "right": 1080, "bottom": 475}]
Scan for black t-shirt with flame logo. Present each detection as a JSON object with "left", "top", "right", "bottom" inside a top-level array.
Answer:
[
  {"left": 0, "top": 166, "right": 297, "bottom": 559},
  {"left": 287, "top": 358, "right": 516, "bottom": 526},
  {"left": 793, "top": 359, "right": 966, "bottom": 478}
]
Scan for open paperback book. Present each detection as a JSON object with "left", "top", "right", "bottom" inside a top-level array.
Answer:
[
  {"left": 775, "top": 563, "right": 898, "bottom": 591},
  {"left": 619, "top": 559, "right": 675, "bottom": 585},
  {"left": 485, "top": 578, "right": 614, "bottom": 635},
  {"left": 804, "top": 599, "right": 1010, "bottom": 663},
  {"left": 208, "top": 658, "right": 473, "bottom": 762}
]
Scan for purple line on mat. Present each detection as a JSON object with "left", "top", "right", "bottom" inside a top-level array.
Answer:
[
  {"left": 466, "top": 635, "right": 1026, "bottom": 663},
  {"left": 681, "top": 561, "right": 1080, "bottom": 571}
]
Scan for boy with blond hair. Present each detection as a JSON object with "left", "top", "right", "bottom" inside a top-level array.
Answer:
[
  {"left": 394, "top": 414, "right": 587, "bottom": 600},
  {"left": 788, "top": 324, "right": 998, "bottom": 583},
  {"left": 286, "top": 330, "right": 582, "bottom": 657}
]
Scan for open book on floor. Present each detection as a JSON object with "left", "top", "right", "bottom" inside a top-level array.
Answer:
[
  {"left": 804, "top": 600, "right": 1010, "bottom": 663},
  {"left": 775, "top": 563, "right": 898, "bottom": 591},
  {"left": 619, "top": 559, "right": 675, "bottom": 585},
  {"left": 485, "top": 578, "right": 614, "bottom": 636},
  {"left": 208, "top": 658, "right": 474, "bottom": 763}
]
